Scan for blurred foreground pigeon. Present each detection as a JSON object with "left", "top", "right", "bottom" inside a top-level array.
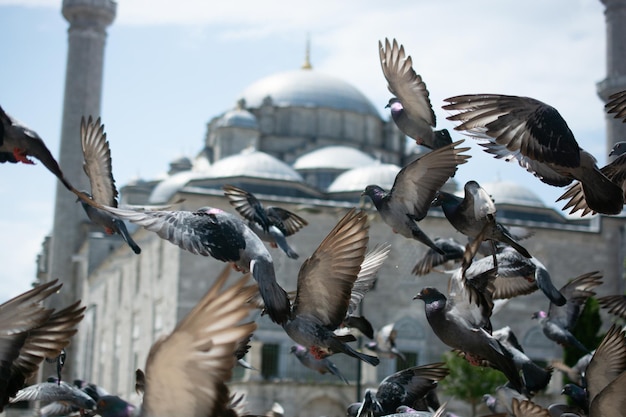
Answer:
[
  {"left": 122, "top": 272, "right": 258, "bottom": 417},
  {"left": 362, "top": 140, "right": 470, "bottom": 254},
  {"left": 557, "top": 141, "right": 626, "bottom": 216},
  {"left": 290, "top": 344, "right": 348, "bottom": 384},
  {"left": 95, "top": 205, "right": 290, "bottom": 325},
  {"left": 0, "top": 105, "right": 75, "bottom": 191},
  {"left": 78, "top": 116, "right": 141, "bottom": 254},
  {"left": 531, "top": 271, "right": 603, "bottom": 353},
  {"left": 414, "top": 286, "right": 523, "bottom": 392},
  {"left": 283, "top": 209, "right": 380, "bottom": 366},
  {"left": 443, "top": 94, "right": 624, "bottom": 215},
  {"left": 223, "top": 184, "right": 308, "bottom": 259},
  {"left": 434, "top": 180, "right": 532, "bottom": 258},
  {"left": 11, "top": 381, "right": 96, "bottom": 414},
  {"left": 378, "top": 38, "right": 452, "bottom": 150}
]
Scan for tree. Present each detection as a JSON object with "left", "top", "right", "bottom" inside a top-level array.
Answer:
[{"left": 439, "top": 351, "right": 507, "bottom": 417}]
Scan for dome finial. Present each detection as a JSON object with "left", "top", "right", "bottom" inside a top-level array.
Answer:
[{"left": 302, "top": 34, "right": 312, "bottom": 70}]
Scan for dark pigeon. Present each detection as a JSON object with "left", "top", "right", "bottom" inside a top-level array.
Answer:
[
  {"left": 282, "top": 209, "right": 380, "bottom": 366},
  {"left": 531, "top": 271, "right": 603, "bottom": 353},
  {"left": 434, "top": 180, "right": 532, "bottom": 258},
  {"left": 78, "top": 116, "right": 141, "bottom": 254},
  {"left": 378, "top": 38, "right": 452, "bottom": 150},
  {"left": 362, "top": 140, "right": 471, "bottom": 254},
  {"left": 443, "top": 94, "right": 624, "bottom": 215},
  {"left": 95, "top": 204, "right": 290, "bottom": 325},
  {"left": 223, "top": 184, "right": 308, "bottom": 259},
  {"left": 412, "top": 237, "right": 466, "bottom": 276},
  {"left": 290, "top": 344, "right": 349, "bottom": 384},
  {"left": 558, "top": 140, "right": 626, "bottom": 216}
]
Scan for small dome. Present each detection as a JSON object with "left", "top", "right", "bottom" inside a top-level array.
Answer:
[
  {"left": 217, "top": 107, "right": 258, "bottom": 129},
  {"left": 168, "top": 156, "right": 192, "bottom": 175},
  {"left": 327, "top": 162, "right": 401, "bottom": 193},
  {"left": 293, "top": 146, "right": 375, "bottom": 170},
  {"left": 207, "top": 148, "right": 304, "bottom": 182},
  {"left": 480, "top": 180, "right": 545, "bottom": 207},
  {"left": 239, "top": 69, "right": 380, "bottom": 117},
  {"left": 149, "top": 170, "right": 204, "bottom": 204}
]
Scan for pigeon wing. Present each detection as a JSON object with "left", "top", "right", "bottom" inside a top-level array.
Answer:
[{"left": 80, "top": 116, "right": 118, "bottom": 206}]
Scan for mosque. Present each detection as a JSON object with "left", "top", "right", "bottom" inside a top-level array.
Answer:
[{"left": 25, "top": 1, "right": 626, "bottom": 416}]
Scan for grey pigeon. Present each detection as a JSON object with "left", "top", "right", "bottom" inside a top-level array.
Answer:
[
  {"left": 378, "top": 38, "right": 452, "bottom": 150},
  {"left": 282, "top": 209, "right": 380, "bottom": 366},
  {"left": 78, "top": 116, "right": 141, "bottom": 254},
  {"left": 365, "top": 322, "right": 406, "bottom": 362},
  {"left": 492, "top": 326, "right": 553, "bottom": 393},
  {"left": 412, "top": 237, "right": 466, "bottom": 276},
  {"left": 483, "top": 384, "right": 529, "bottom": 415},
  {"left": 0, "top": 105, "right": 75, "bottom": 191},
  {"left": 362, "top": 140, "right": 471, "bottom": 254},
  {"left": 223, "top": 184, "right": 308, "bottom": 259},
  {"left": 443, "top": 94, "right": 624, "bottom": 215},
  {"left": 414, "top": 284, "right": 524, "bottom": 392},
  {"left": 11, "top": 381, "right": 96, "bottom": 413},
  {"left": 290, "top": 344, "right": 349, "bottom": 384},
  {"left": 137, "top": 272, "right": 258, "bottom": 417},
  {"left": 598, "top": 293, "right": 626, "bottom": 321},
  {"left": 558, "top": 140, "right": 626, "bottom": 216},
  {"left": 94, "top": 205, "right": 290, "bottom": 325},
  {"left": 347, "top": 362, "right": 448, "bottom": 416},
  {"left": 434, "top": 180, "right": 532, "bottom": 258},
  {"left": 531, "top": 271, "right": 603, "bottom": 353}
]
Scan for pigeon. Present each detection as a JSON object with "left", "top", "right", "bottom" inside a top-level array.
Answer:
[
  {"left": 0, "top": 280, "right": 84, "bottom": 411},
  {"left": 433, "top": 180, "right": 532, "bottom": 258},
  {"left": 0, "top": 105, "right": 75, "bottom": 191},
  {"left": 412, "top": 237, "right": 466, "bottom": 276},
  {"left": 78, "top": 116, "right": 141, "bottom": 254},
  {"left": 443, "top": 94, "right": 624, "bottom": 215},
  {"left": 378, "top": 38, "right": 452, "bottom": 150},
  {"left": 531, "top": 271, "right": 603, "bottom": 353},
  {"left": 136, "top": 271, "right": 258, "bottom": 417},
  {"left": 550, "top": 352, "right": 594, "bottom": 386},
  {"left": 482, "top": 384, "right": 529, "bottom": 415},
  {"left": 598, "top": 294, "right": 626, "bottom": 321},
  {"left": 365, "top": 322, "right": 406, "bottom": 362},
  {"left": 11, "top": 381, "right": 97, "bottom": 414},
  {"left": 35, "top": 379, "right": 108, "bottom": 417},
  {"left": 362, "top": 140, "right": 471, "bottom": 254},
  {"left": 282, "top": 208, "right": 380, "bottom": 366},
  {"left": 95, "top": 395, "right": 138, "bottom": 417},
  {"left": 605, "top": 89, "right": 626, "bottom": 122},
  {"left": 492, "top": 326, "right": 553, "bottom": 393},
  {"left": 347, "top": 362, "right": 449, "bottom": 416},
  {"left": 290, "top": 344, "right": 349, "bottom": 384},
  {"left": 414, "top": 285, "right": 524, "bottom": 392},
  {"left": 92, "top": 205, "right": 291, "bottom": 325},
  {"left": 223, "top": 184, "right": 308, "bottom": 259},
  {"left": 557, "top": 140, "right": 626, "bottom": 216}
]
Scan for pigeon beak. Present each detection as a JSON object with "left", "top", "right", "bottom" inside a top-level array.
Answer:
[
  {"left": 413, "top": 293, "right": 423, "bottom": 300},
  {"left": 385, "top": 103, "right": 391, "bottom": 109},
  {"left": 610, "top": 148, "right": 617, "bottom": 157}
]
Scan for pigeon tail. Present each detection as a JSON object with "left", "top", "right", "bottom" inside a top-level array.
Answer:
[
  {"left": 578, "top": 165, "right": 624, "bottom": 215},
  {"left": 335, "top": 339, "right": 380, "bottom": 366},
  {"left": 343, "top": 315, "right": 375, "bottom": 339},
  {"left": 521, "top": 362, "right": 552, "bottom": 393},
  {"left": 327, "top": 361, "right": 350, "bottom": 385},
  {"left": 535, "top": 268, "right": 566, "bottom": 306},
  {"left": 411, "top": 224, "right": 445, "bottom": 255},
  {"left": 497, "top": 225, "right": 531, "bottom": 258},
  {"left": 251, "top": 259, "right": 290, "bottom": 325},
  {"left": 268, "top": 226, "right": 299, "bottom": 259},
  {"left": 113, "top": 218, "right": 142, "bottom": 255}
]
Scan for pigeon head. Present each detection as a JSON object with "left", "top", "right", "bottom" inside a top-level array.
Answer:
[
  {"left": 76, "top": 190, "right": 93, "bottom": 203},
  {"left": 290, "top": 344, "right": 306, "bottom": 356},
  {"left": 385, "top": 97, "right": 402, "bottom": 109},
  {"left": 610, "top": 141, "right": 626, "bottom": 157},
  {"left": 96, "top": 395, "right": 136, "bottom": 417},
  {"left": 362, "top": 185, "right": 387, "bottom": 206},
  {"left": 413, "top": 287, "right": 446, "bottom": 304},
  {"left": 197, "top": 206, "right": 223, "bottom": 215},
  {"left": 531, "top": 310, "right": 547, "bottom": 320}
]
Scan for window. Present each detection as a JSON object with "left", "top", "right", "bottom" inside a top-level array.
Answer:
[
  {"left": 396, "top": 351, "right": 418, "bottom": 372},
  {"left": 261, "top": 343, "right": 280, "bottom": 380}
]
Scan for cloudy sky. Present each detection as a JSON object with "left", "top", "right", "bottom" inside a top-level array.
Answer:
[{"left": 0, "top": 0, "right": 612, "bottom": 302}]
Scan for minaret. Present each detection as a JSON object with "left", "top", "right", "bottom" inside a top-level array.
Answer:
[
  {"left": 597, "top": 0, "right": 626, "bottom": 157},
  {"left": 46, "top": 0, "right": 116, "bottom": 376}
]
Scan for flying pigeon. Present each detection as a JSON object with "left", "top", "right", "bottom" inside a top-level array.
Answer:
[
  {"left": 135, "top": 271, "right": 258, "bottom": 417},
  {"left": 412, "top": 237, "right": 466, "bottom": 276},
  {"left": 0, "top": 105, "right": 76, "bottom": 191},
  {"left": 378, "top": 38, "right": 452, "bottom": 150},
  {"left": 290, "top": 344, "right": 349, "bottom": 384},
  {"left": 365, "top": 322, "right": 406, "bottom": 362},
  {"left": 414, "top": 285, "right": 524, "bottom": 392},
  {"left": 282, "top": 208, "right": 380, "bottom": 366},
  {"left": 347, "top": 362, "right": 448, "bottom": 416},
  {"left": 223, "top": 184, "right": 308, "bottom": 259},
  {"left": 77, "top": 116, "right": 141, "bottom": 254},
  {"left": 557, "top": 141, "right": 626, "bottom": 216},
  {"left": 434, "top": 180, "right": 532, "bottom": 258},
  {"left": 531, "top": 271, "right": 603, "bottom": 353},
  {"left": 362, "top": 140, "right": 471, "bottom": 254},
  {"left": 92, "top": 204, "right": 291, "bottom": 325},
  {"left": 11, "top": 380, "right": 97, "bottom": 414},
  {"left": 550, "top": 351, "right": 594, "bottom": 387},
  {"left": 443, "top": 93, "right": 624, "bottom": 215}
]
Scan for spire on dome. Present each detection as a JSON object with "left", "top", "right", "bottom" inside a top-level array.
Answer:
[{"left": 302, "top": 34, "right": 312, "bottom": 70}]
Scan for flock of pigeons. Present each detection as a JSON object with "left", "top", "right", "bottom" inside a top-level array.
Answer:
[{"left": 2, "top": 37, "right": 626, "bottom": 417}]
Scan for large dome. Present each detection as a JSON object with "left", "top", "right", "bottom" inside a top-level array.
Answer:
[
  {"left": 327, "top": 162, "right": 401, "bottom": 193},
  {"left": 207, "top": 148, "right": 304, "bottom": 182},
  {"left": 293, "top": 146, "right": 375, "bottom": 171},
  {"left": 239, "top": 69, "right": 380, "bottom": 117}
]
